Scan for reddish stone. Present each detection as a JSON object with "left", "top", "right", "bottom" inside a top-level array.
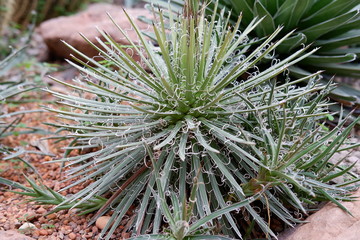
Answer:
[
  {"left": 280, "top": 188, "right": 360, "bottom": 240},
  {"left": 68, "top": 232, "right": 77, "bottom": 240},
  {"left": 39, "top": 229, "right": 48, "bottom": 236},
  {"left": 46, "top": 213, "right": 57, "bottom": 220},
  {"left": 38, "top": 3, "right": 152, "bottom": 62}
]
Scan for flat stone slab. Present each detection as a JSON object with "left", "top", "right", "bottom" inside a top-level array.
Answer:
[
  {"left": 280, "top": 188, "right": 360, "bottom": 240},
  {"left": 0, "top": 230, "right": 35, "bottom": 240}
]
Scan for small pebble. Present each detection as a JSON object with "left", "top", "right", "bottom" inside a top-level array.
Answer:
[
  {"left": 38, "top": 216, "right": 46, "bottom": 223},
  {"left": 92, "top": 226, "right": 99, "bottom": 233},
  {"left": 39, "top": 229, "right": 48, "bottom": 236},
  {"left": 36, "top": 207, "right": 47, "bottom": 214},
  {"left": 96, "top": 216, "right": 111, "bottom": 230},
  {"left": 47, "top": 213, "right": 57, "bottom": 220},
  {"left": 70, "top": 222, "right": 78, "bottom": 228},
  {"left": 69, "top": 232, "right": 77, "bottom": 239},
  {"left": 14, "top": 219, "right": 21, "bottom": 228},
  {"left": 64, "top": 225, "right": 72, "bottom": 231},
  {"left": 121, "top": 232, "right": 131, "bottom": 238},
  {"left": 3, "top": 192, "right": 13, "bottom": 197},
  {"left": 58, "top": 232, "right": 65, "bottom": 239},
  {"left": 25, "top": 212, "right": 37, "bottom": 221},
  {"left": 19, "top": 222, "right": 37, "bottom": 230}
]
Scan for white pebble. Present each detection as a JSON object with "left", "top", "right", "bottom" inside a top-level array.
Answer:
[{"left": 19, "top": 222, "right": 37, "bottom": 230}]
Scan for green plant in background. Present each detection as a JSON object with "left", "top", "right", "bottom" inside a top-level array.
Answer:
[
  {"left": 0, "top": 47, "right": 34, "bottom": 143},
  {"left": 2, "top": 0, "right": 359, "bottom": 239},
  {"left": 11, "top": 0, "right": 91, "bottom": 27},
  {"left": 144, "top": 0, "right": 360, "bottom": 110},
  {"left": 0, "top": 47, "right": 38, "bottom": 172},
  {"left": 0, "top": 44, "right": 54, "bottom": 173},
  {"left": 0, "top": 48, "right": 31, "bottom": 95},
  {"left": 0, "top": 0, "right": 16, "bottom": 58}
]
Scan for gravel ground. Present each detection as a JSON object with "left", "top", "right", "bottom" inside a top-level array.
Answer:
[
  {"left": 0, "top": 61, "right": 133, "bottom": 239},
  {"left": 0, "top": 99, "right": 132, "bottom": 239}
]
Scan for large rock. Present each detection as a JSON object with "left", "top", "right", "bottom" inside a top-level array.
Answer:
[
  {"left": 38, "top": 3, "right": 151, "bottom": 61},
  {"left": 0, "top": 230, "right": 35, "bottom": 240},
  {"left": 280, "top": 188, "right": 360, "bottom": 240}
]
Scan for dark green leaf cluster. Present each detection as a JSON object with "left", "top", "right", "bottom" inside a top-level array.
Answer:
[
  {"left": 147, "top": 0, "right": 360, "bottom": 77},
  {"left": 144, "top": 0, "right": 360, "bottom": 109}
]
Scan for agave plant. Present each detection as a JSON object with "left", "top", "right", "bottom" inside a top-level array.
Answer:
[
  {"left": 143, "top": 0, "right": 360, "bottom": 108},
  {"left": 36, "top": 1, "right": 360, "bottom": 239}
]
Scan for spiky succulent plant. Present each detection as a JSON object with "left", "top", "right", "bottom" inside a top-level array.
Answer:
[
  {"left": 39, "top": 1, "right": 360, "bottom": 239},
  {"left": 144, "top": 0, "right": 360, "bottom": 108}
]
